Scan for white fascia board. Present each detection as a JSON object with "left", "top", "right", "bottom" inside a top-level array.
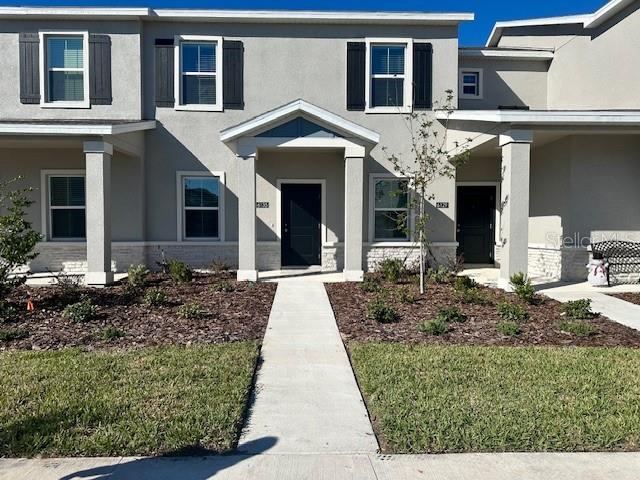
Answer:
[
  {"left": 436, "top": 110, "right": 640, "bottom": 126},
  {"left": 151, "top": 9, "right": 474, "bottom": 25},
  {"left": 486, "top": 14, "right": 589, "bottom": 47},
  {"left": 0, "top": 7, "right": 150, "bottom": 19},
  {"left": 220, "top": 99, "right": 380, "bottom": 144},
  {"left": 0, "top": 120, "right": 156, "bottom": 136},
  {"left": 583, "top": 0, "right": 636, "bottom": 27},
  {"left": 459, "top": 48, "right": 554, "bottom": 61}
]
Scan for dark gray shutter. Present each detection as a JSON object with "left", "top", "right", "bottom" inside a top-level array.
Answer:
[
  {"left": 413, "top": 43, "right": 433, "bottom": 110},
  {"left": 89, "top": 34, "right": 112, "bottom": 105},
  {"left": 223, "top": 40, "right": 244, "bottom": 110},
  {"left": 155, "top": 38, "right": 174, "bottom": 107},
  {"left": 19, "top": 33, "right": 40, "bottom": 104},
  {"left": 346, "top": 42, "right": 366, "bottom": 111}
]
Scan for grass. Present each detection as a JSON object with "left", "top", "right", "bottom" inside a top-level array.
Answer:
[
  {"left": 0, "top": 343, "right": 259, "bottom": 457},
  {"left": 349, "top": 343, "right": 640, "bottom": 453}
]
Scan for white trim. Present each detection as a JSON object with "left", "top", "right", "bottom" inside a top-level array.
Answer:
[
  {"left": 176, "top": 171, "right": 226, "bottom": 242},
  {"left": 459, "top": 68, "right": 484, "bottom": 100},
  {"left": 39, "top": 31, "right": 90, "bottom": 109},
  {"left": 220, "top": 99, "right": 380, "bottom": 144},
  {"left": 40, "top": 169, "right": 86, "bottom": 241},
  {"left": 459, "top": 48, "right": 554, "bottom": 61},
  {"left": 366, "top": 241, "right": 459, "bottom": 248},
  {"left": 456, "top": 182, "right": 501, "bottom": 250},
  {"left": 237, "top": 136, "right": 366, "bottom": 158},
  {"left": 0, "top": 7, "right": 149, "bottom": 19},
  {"left": 437, "top": 110, "right": 640, "bottom": 126},
  {"left": 174, "top": 35, "right": 223, "bottom": 112},
  {"left": 364, "top": 38, "right": 413, "bottom": 114},
  {"left": 0, "top": 120, "right": 156, "bottom": 136},
  {"left": 368, "top": 173, "right": 412, "bottom": 242},
  {"left": 275, "top": 179, "right": 327, "bottom": 247}
]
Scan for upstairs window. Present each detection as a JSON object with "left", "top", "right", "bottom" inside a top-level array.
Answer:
[
  {"left": 49, "top": 175, "right": 86, "bottom": 239},
  {"left": 41, "top": 33, "right": 89, "bottom": 107},
  {"left": 176, "top": 36, "right": 223, "bottom": 111},
  {"left": 371, "top": 177, "right": 410, "bottom": 241},
  {"left": 365, "top": 39, "right": 413, "bottom": 113},
  {"left": 459, "top": 69, "right": 483, "bottom": 99}
]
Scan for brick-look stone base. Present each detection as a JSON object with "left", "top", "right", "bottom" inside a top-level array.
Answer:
[
  {"left": 494, "top": 244, "right": 590, "bottom": 283},
  {"left": 322, "top": 244, "right": 344, "bottom": 271},
  {"left": 364, "top": 244, "right": 458, "bottom": 272}
]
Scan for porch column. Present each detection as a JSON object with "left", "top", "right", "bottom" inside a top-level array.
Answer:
[
  {"left": 498, "top": 130, "right": 532, "bottom": 289},
  {"left": 237, "top": 154, "right": 258, "bottom": 281},
  {"left": 83, "top": 140, "right": 113, "bottom": 286},
  {"left": 344, "top": 156, "right": 364, "bottom": 281}
]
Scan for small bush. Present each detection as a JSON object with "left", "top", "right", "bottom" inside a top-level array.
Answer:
[
  {"left": 177, "top": 302, "right": 205, "bottom": 319},
  {"left": 377, "top": 258, "right": 406, "bottom": 283},
  {"left": 366, "top": 296, "right": 398, "bottom": 324},
  {"left": 497, "top": 321, "right": 521, "bottom": 337},
  {"left": 361, "top": 275, "right": 382, "bottom": 293},
  {"left": 395, "top": 286, "right": 417, "bottom": 304},
  {"left": 509, "top": 272, "right": 527, "bottom": 287},
  {"left": 427, "top": 266, "right": 452, "bottom": 284},
  {"left": 454, "top": 275, "right": 477, "bottom": 293},
  {"left": 497, "top": 302, "right": 529, "bottom": 322},
  {"left": 436, "top": 307, "right": 467, "bottom": 323},
  {"left": 509, "top": 273, "right": 537, "bottom": 304},
  {"left": 54, "top": 274, "right": 82, "bottom": 302},
  {"left": 168, "top": 260, "right": 193, "bottom": 283},
  {"left": 100, "top": 326, "right": 124, "bottom": 341},
  {"left": 456, "top": 287, "right": 489, "bottom": 305},
  {"left": 62, "top": 298, "right": 95, "bottom": 323},
  {"left": 211, "top": 259, "right": 231, "bottom": 274},
  {"left": 127, "top": 264, "right": 150, "bottom": 289},
  {"left": 143, "top": 288, "right": 168, "bottom": 307},
  {"left": 562, "top": 299, "right": 596, "bottom": 319},
  {"left": 419, "top": 318, "right": 448, "bottom": 335},
  {"left": 211, "top": 280, "right": 235, "bottom": 293},
  {"left": 558, "top": 320, "right": 597, "bottom": 337},
  {"left": 0, "top": 328, "right": 28, "bottom": 342}
]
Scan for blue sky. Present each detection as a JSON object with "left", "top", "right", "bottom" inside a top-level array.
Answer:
[{"left": 3, "top": 0, "right": 607, "bottom": 45}]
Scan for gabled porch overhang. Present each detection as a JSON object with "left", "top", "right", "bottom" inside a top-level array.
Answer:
[{"left": 221, "top": 99, "right": 380, "bottom": 282}]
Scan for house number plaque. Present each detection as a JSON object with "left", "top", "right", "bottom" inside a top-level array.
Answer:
[
  {"left": 436, "top": 202, "right": 450, "bottom": 209},
  {"left": 256, "top": 202, "right": 270, "bottom": 209}
]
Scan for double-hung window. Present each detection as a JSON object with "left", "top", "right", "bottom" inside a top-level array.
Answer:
[
  {"left": 41, "top": 33, "right": 89, "bottom": 107},
  {"left": 182, "top": 176, "right": 221, "bottom": 239},
  {"left": 176, "top": 36, "right": 222, "bottom": 111},
  {"left": 49, "top": 175, "right": 86, "bottom": 240},
  {"left": 459, "top": 69, "right": 483, "bottom": 99},
  {"left": 372, "top": 177, "right": 410, "bottom": 241},
  {"left": 366, "top": 39, "right": 412, "bottom": 113}
]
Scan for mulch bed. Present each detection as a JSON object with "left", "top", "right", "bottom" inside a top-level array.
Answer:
[
  {"left": 1, "top": 272, "right": 276, "bottom": 350},
  {"left": 610, "top": 293, "right": 640, "bottom": 306},
  {"left": 326, "top": 276, "right": 640, "bottom": 347}
]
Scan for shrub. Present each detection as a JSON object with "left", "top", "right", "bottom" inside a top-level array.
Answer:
[
  {"left": 558, "top": 320, "right": 596, "bottom": 337},
  {"left": 211, "top": 280, "right": 235, "bottom": 293},
  {"left": 562, "top": 299, "right": 596, "bottom": 319},
  {"left": 509, "top": 273, "right": 537, "bottom": 304},
  {"left": 497, "top": 321, "right": 521, "bottom": 337},
  {"left": 143, "top": 288, "right": 168, "bottom": 307},
  {"left": 62, "top": 298, "right": 95, "bottom": 323},
  {"left": 177, "top": 302, "right": 205, "bottom": 319},
  {"left": 377, "top": 258, "right": 406, "bottom": 283},
  {"left": 454, "top": 275, "right": 477, "bottom": 293},
  {"left": 509, "top": 272, "right": 527, "bottom": 287},
  {"left": 0, "top": 328, "right": 28, "bottom": 342},
  {"left": 211, "top": 259, "right": 231, "bottom": 274},
  {"left": 361, "top": 275, "right": 382, "bottom": 293},
  {"left": 127, "top": 264, "right": 150, "bottom": 289},
  {"left": 436, "top": 307, "right": 467, "bottom": 323},
  {"left": 456, "top": 287, "right": 489, "bottom": 305},
  {"left": 53, "top": 274, "right": 82, "bottom": 302},
  {"left": 395, "top": 286, "right": 417, "bottom": 304},
  {"left": 427, "top": 266, "right": 452, "bottom": 284},
  {"left": 419, "top": 318, "right": 448, "bottom": 335},
  {"left": 366, "top": 296, "right": 398, "bottom": 324},
  {"left": 100, "top": 326, "right": 124, "bottom": 341},
  {"left": 497, "top": 302, "right": 529, "bottom": 322},
  {"left": 168, "top": 260, "right": 193, "bottom": 283}
]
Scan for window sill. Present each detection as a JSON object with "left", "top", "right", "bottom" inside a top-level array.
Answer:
[
  {"left": 175, "top": 104, "right": 223, "bottom": 112},
  {"left": 365, "top": 106, "right": 412, "bottom": 114},
  {"left": 41, "top": 101, "right": 90, "bottom": 109}
]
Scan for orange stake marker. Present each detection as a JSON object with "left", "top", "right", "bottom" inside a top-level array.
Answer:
[{"left": 26, "top": 298, "right": 34, "bottom": 312}]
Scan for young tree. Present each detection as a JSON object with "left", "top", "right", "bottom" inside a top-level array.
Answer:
[
  {"left": 0, "top": 177, "right": 42, "bottom": 303},
  {"left": 383, "top": 90, "right": 470, "bottom": 294}
]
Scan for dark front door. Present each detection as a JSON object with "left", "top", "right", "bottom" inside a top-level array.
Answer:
[
  {"left": 457, "top": 186, "right": 496, "bottom": 264},
  {"left": 282, "top": 183, "right": 321, "bottom": 267}
]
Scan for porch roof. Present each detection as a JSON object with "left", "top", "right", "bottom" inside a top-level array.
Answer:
[
  {"left": 0, "top": 120, "right": 157, "bottom": 136},
  {"left": 437, "top": 110, "right": 640, "bottom": 128}
]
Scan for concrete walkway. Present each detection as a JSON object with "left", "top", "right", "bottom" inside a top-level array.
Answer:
[
  {"left": 3, "top": 452, "right": 640, "bottom": 479},
  {"left": 238, "top": 282, "right": 377, "bottom": 454}
]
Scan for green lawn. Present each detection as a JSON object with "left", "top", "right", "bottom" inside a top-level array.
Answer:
[
  {"left": 350, "top": 343, "right": 640, "bottom": 453},
  {"left": 0, "top": 344, "right": 258, "bottom": 457}
]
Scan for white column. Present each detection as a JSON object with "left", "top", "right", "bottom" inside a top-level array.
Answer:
[
  {"left": 237, "top": 154, "right": 258, "bottom": 281},
  {"left": 344, "top": 156, "right": 364, "bottom": 281},
  {"left": 83, "top": 140, "right": 113, "bottom": 286},
  {"left": 498, "top": 130, "right": 532, "bottom": 290}
]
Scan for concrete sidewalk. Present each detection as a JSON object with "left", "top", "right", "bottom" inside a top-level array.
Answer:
[
  {"left": 3, "top": 452, "right": 640, "bottom": 479},
  {"left": 238, "top": 282, "right": 377, "bottom": 454}
]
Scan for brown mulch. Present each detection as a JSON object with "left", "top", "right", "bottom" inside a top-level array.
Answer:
[
  {"left": 0, "top": 272, "right": 276, "bottom": 351},
  {"left": 326, "top": 277, "right": 640, "bottom": 347},
  {"left": 610, "top": 293, "right": 640, "bottom": 306}
]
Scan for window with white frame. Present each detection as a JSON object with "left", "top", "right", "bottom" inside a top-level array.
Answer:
[
  {"left": 49, "top": 175, "right": 86, "bottom": 239},
  {"left": 182, "top": 176, "right": 220, "bottom": 239},
  {"left": 460, "top": 69, "right": 482, "bottom": 99},
  {"left": 372, "top": 178, "right": 410, "bottom": 241},
  {"left": 176, "top": 37, "right": 222, "bottom": 110},
  {"left": 42, "top": 34, "right": 88, "bottom": 105},
  {"left": 369, "top": 44, "right": 407, "bottom": 109}
]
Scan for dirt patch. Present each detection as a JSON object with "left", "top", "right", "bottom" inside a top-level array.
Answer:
[
  {"left": 1, "top": 273, "right": 276, "bottom": 350},
  {"left": 326, "top": 277, "right": 640, "bottom": 347},
  {"left": 610, "top": 293, "right": 640, "bottom": 306}
]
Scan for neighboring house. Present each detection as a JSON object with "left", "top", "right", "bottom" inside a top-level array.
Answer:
[{"left": 0, "top": 0, "right": 638, "bottom": 287}]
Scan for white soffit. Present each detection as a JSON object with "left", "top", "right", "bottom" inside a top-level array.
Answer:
[
  {"left": 0, "top": 121, "right": 157, "bottom": 136},
  {"left": 436, "top": 110, "right": 640, "bottom": 126},
  {"left": 459, "top": 48, "right": 554, "bottom": 61}
]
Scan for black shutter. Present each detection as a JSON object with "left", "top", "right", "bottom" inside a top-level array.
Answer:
[
  {"left": 413, "top": 43, "right": 433, "bottom": 110},
  {"left": 89, "top": 34, "right": 112, "bottom": 105},
  {"left": 19, "top": 33, "right": 40, "bottom": 104},
  {"left": 155, "top": 38, "right": 174, "bottom": 107},
  {"left": 346, "top": 42, "right": 366, "bottom": 111},
  {"left": 223, "top": 40, "right": 244, "bottom": 110}
]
